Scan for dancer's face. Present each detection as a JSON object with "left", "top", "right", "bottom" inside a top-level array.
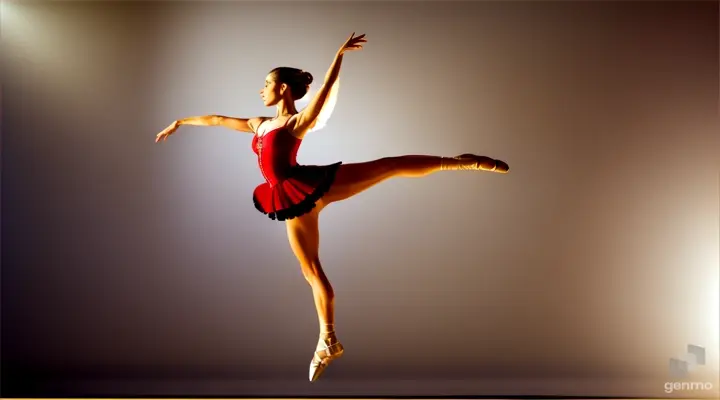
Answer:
[{"left": 260, "top": 74, "right": 287, "bottom": 107}]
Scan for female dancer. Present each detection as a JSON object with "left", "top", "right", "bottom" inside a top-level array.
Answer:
[{"left": 155, "top": 33, "right": 509, "bottom": 382}]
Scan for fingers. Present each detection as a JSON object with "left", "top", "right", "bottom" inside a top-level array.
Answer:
[
  {"left": 155, "top": 130, "right": 171, "bottom": 143},
  {"left": 155, "top": 121, "right": 179, "bottom": 143},
  {"left": 343, "top": 33, "right": 366, "bottom": 45},
  {"left": 341, "top": 33, "right": 366, "bottom": 53},
  {"left": 351, "top": 34, "right": 367, "bottom": 45}
]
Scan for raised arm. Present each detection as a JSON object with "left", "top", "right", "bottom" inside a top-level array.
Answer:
[
  {"left": 291, "top": 33, "right": 366, "bottom": 137},
  {"left": 155, "top": 115, "right": 266, "bottom": 142}
]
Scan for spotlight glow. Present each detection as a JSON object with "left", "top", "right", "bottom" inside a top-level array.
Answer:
[{"left": 302, "top": 80, "right": 340, "bottom": 133}]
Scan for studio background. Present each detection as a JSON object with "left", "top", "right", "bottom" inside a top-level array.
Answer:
[{"left": 2, "top": 0, "right": 718, "bottom": 397}]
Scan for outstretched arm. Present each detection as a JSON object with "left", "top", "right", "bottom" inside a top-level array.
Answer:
[
  {"left": 155, "top": 115, "right": 265, "bottom": 142},
  {"left": 178, "top": 115, "right": 263, "bottom": 132},
  {"left": 292, "top": 33, "right": 366, "bottom": 137}
]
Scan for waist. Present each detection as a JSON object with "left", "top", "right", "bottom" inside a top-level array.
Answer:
[{"left": 257, "top": 158, "right": 298, "bottom": 184}]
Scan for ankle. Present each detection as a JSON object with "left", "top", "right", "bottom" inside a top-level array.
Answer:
[
  {"left": 320, "top": 323, "right": 336, "bottom": 338},
  {"left": 439, "top": 156, "right": 457, "bottom": 171},
  {"left": 440, "top": 156, "right": 475, "bottom": 171},
  {"left": 441, "top": 154, "right": 497, "bottom": 171}
]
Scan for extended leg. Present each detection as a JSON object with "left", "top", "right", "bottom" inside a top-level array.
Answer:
[
  {"left": 285, "top": 208, "right": 344, "bottom": 382},
  {"left": 322, "top": 154, "right": 509, "bottom": 205}
]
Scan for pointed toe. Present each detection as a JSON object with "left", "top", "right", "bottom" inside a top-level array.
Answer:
[{"left": 308, "top": 339, "right": 344, "bottom": 382}]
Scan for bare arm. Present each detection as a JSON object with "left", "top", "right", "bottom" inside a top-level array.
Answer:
[
  {"left": 291, "top": 33, "right": 366, "bottom": 137},
  {"left": 155, "top": 115, "right": 266, "bottom": 142},
  {"left": 177, "top": 115, "right": 264, "bottom": 133}
]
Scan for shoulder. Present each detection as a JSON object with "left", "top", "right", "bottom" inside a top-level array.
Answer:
[{"left": 285, "top": 113, "right": 313, "bottom": 139}]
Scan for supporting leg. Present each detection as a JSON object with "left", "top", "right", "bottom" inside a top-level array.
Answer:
[{"left": 285, "top": 208, "right": 344, "bottom": 382}]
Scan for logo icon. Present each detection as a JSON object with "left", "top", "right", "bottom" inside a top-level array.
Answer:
[{"left": 669, "top": 344, "right": 706, "bottom": 379}]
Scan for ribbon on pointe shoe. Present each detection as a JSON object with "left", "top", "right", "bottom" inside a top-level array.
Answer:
[
  {"left": 457, "top": 154, "right": 498, "bottom": 171},
  {"left": 309, "top": 338, "right": 344, "bottom": 382},
  {"left": 441, "top": 154, "right": 497, "bottom": 171}
]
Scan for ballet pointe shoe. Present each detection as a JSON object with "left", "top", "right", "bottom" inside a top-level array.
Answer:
[
  {"left": 456, "top": 154, "right": 510, "bottom": 173},
  {"left": 309, "top": 337, "right": 344, "bottom": 382}
]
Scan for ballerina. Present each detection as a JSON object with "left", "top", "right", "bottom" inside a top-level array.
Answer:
[{"left": 155, "top": 32, "right": 509, "bottom": 382}]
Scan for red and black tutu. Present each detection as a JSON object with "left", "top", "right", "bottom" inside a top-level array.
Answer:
[{"left": 253, "top": 162, "right": 342, "bottom": 221}]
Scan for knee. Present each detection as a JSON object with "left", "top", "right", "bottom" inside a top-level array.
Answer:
[
  {"left": 377, "top": 156, "right": 408, "bottom": 177},
  {"left": 300, "top": 260, "right": 319, "bottom": 280},
  {"left": 301, "top": 261, "right": 333, "bottom": 292},
  {"left": 378, "top": 156, "right": 403, "bottom": 169}
]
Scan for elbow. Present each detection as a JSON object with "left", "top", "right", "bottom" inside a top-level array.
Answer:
[{"left": 209, "top": 115, "right": 223, "bottom": 126}]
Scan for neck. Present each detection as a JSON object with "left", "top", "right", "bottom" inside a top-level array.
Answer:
[{"left": 275, "top": 98, "right": 297, "bottom": 119}]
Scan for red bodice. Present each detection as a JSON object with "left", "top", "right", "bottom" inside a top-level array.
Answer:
[{"left": 252, "top": 126, "right": 302, "bottom": 187}]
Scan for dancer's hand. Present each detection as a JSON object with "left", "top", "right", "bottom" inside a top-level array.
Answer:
[
  {"left": 155, "top": 120, "right": 179, "bottom": 142},
  {"left": 337, "top": 32, "right": 366, "bottom": 56}
]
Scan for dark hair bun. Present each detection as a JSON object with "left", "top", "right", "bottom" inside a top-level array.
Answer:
[
  {"left": 301, "top": 71, "right": 314, "bottom": 86},
  {"left": 268, "top": 67, "right": 314, "bottom": 101}
]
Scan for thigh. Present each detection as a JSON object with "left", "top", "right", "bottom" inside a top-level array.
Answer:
[
  {"left": 322, "top": 158, "right": 395, "bottom": 205},
  {"left": 286, "top": 207, "right": 321, "bottom": 265}
]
